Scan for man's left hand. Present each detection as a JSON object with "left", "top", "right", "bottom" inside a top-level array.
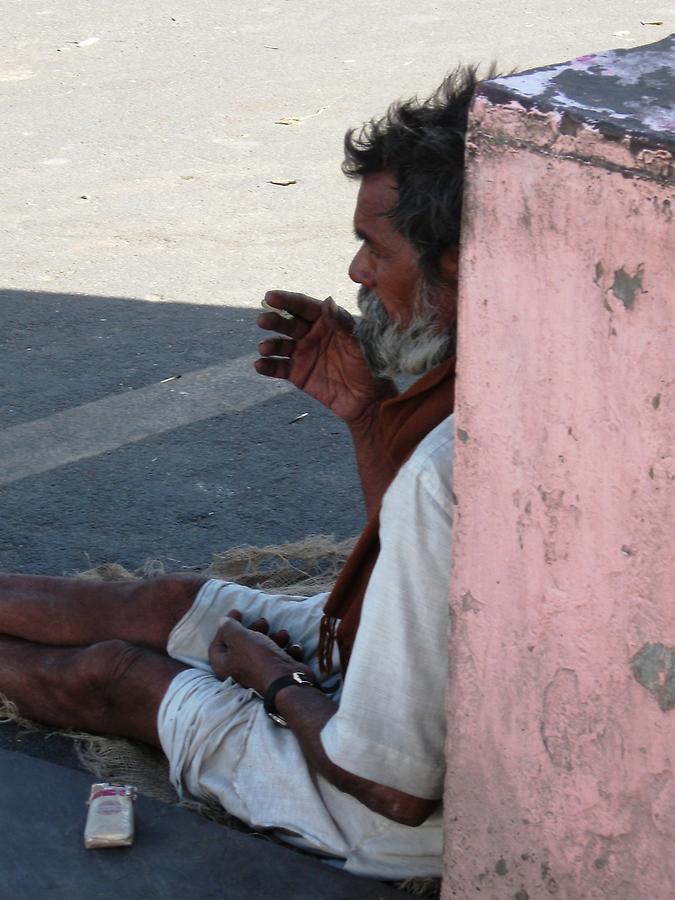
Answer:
[
  {"left": 207, "top": 612, "right": 313, "bottom": 696},
  {"left": 207, "top": 615, "right": 435, "bottom": 827}
]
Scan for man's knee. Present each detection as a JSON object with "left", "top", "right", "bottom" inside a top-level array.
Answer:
[
  {"left": 133, "top": 574, "right": 205, "bottom": 618},
  {"left": 78, "top": 639, "right": 149, "bottom": 709},
  {"left": 68, "top": 639, "right": 182, "bottom": 744},
  {"left": 122, "top": 574, "right": 206, "bottom": 649},
  {"left": 39, "top": 640, "right": 150, "bottom": 731}
]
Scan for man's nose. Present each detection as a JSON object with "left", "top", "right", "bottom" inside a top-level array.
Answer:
[{"left": 348, "top": 245, "right": 374, "bottom": 289}]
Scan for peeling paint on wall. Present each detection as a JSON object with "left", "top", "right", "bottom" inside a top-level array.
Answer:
[
  {"left": 631, "top": 643, "right": 675, "bottom": 711},
  {"left": 611, "top": 264, "right": 645, "bottom": 310},
  {"left": 541, "top": 668, "right": 585, "bottom": 771},
  {"left": 537, "top": 487, "right": 581, "bottom": 564},
  {"left": 488, "top": 34, "right": 675, "bottom": 144},
  {"left": 461, "top": 590, "right": 482, "bottom": 612}
]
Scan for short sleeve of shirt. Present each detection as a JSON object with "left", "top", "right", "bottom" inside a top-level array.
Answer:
[{"left": 320, "top": 416, "right": 454, "bottom": 800}]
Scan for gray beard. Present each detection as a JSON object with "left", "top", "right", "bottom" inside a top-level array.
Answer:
[{"left": 354, "top": 283, "right": 455, "bottom": 378}]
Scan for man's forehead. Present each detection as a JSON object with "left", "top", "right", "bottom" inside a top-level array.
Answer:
[{"left": 354, "top": 171, "right": 399, "bottom": 225}]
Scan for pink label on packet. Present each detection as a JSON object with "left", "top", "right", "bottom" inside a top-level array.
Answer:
[
  {"left": 97, "top": 799, "right": 123, "bottom": 816},
  {"left": 91, "top": 787, "right": 124, "bottom": 801}
]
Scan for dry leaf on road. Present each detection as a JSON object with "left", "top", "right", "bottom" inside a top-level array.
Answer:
[{"left": 274, "top": 106, "right": 327, "bottom": 126}]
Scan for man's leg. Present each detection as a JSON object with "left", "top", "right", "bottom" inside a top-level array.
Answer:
[
  {"left": 0, "top": 573, "right": 206, "bottom": 651},
  {"left": 0, "top": 634, "right": 185, "bottom": 746}
]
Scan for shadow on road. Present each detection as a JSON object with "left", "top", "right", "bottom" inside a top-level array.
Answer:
[{"left": 0, "top": 289, "right": 363, "bottom": 575}]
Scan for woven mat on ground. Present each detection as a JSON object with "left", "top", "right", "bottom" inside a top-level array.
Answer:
[{"left": 0, "top": 535, "right": 439, "bottom": 898}]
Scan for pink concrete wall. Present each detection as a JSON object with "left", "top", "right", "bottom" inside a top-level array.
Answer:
[{"left": 443, "top": 93, "right": 674, "bottom": 897}]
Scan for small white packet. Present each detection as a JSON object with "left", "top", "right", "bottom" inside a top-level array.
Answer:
[{"left": 84, "top": 782, "right": 138, "bottom": 849}]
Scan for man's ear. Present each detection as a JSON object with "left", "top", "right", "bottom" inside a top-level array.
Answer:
[
  {"left": 436, "top": 245, "right": 460, "bottom": 329},
  {"left": 439, "top": 244, "right": 460, "bottom": 285}
]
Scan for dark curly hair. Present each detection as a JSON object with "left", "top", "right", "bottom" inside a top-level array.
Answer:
[{"left": 343, "top": 65, "right": 491, "bottom": 284}]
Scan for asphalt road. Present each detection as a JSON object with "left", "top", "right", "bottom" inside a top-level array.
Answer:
[{"left": 1, "top": 287, "right": 363, "bottom": 574}]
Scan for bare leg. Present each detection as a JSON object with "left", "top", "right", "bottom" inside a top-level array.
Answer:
[
  {"left": 0, "top": 573, "right": 206, "bottom": 651},
  {"left": 0, "top": 634, "right": 187, "bottom": 746}
]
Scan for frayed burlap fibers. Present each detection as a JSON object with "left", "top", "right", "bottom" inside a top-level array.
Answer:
[
  {"left": 0, "top": 535, "right": 439, "bottom": 897},
  {"left": 76, "top": 534, "right": 357, "bottom": 596}
]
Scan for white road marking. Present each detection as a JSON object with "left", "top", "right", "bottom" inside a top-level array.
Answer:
[{"left": 0, "top": 355, "right": 293, "bottom": 486}]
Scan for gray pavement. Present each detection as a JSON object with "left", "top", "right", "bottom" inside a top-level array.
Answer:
[
  {"left": 0, "top": 287, "right": 363, "bottom": 574},
  {"left": 0, "top": 748, "right": 404, "bottom": 899}
]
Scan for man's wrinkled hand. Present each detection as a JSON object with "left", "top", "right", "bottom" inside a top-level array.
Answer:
[
  {"left": 255, "top": 290, "right": 397, "bottom": 426},
  {"left": 207, "top": 610, "right": 313, "bottom": 696}
]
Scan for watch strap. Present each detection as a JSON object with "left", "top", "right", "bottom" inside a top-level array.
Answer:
[{"left": 263, "top": 672, "right": 318, "bottom": 727}]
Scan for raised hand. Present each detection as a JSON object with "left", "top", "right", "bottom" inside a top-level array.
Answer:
[{"left": 255, "top": 290, "right": 397, "bottom": 426}]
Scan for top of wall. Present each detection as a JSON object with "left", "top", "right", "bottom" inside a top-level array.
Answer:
[{"left": 482, "top": 34, "right": 675, "bottom": 153}]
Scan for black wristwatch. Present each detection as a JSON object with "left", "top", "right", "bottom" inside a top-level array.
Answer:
[{"left": 263, "top": 671, "right": 318, "bottom": 727}]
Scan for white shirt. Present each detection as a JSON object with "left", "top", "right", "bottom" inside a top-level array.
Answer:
[{"left": 320, "top": 413, "right": 454, "bottom": 799}]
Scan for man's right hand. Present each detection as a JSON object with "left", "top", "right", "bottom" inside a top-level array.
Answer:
[{"left": 255, "top": 290, "right": 397, "bottom": 427}]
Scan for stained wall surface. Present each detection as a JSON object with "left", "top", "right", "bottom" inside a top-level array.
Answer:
[{"left": 443, "top": 37, "right": 674, "bottom": 899}]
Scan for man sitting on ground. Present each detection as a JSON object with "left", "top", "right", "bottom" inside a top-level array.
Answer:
[{"left": 0, "top": 66, "right": 478, "bottom": 879}]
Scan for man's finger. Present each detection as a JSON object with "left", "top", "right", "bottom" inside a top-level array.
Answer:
[
  {"left": 269, "top": 629, "right": 290, "bottom": 649},
  {"left": 263, "top": 290, "right": 323, "bottom": 323},
  {"left": 226, "top": 609, "right": 243, "bottom": 622},
  {"left": 256, "top": 311, "right": 312, "bottom": 341},
  {"left": 217, "top": 616, "right": 245, "bottom": 639},
  {"left": 324, "top": 295, "right": 356, "bottom": 334},
  {"left": 287, "top": 642, "right": 304, "bottom": 661},
  {"left": 249, "top": 617, "right": 269, "bottom": 634},
  {"left": 258, "top": 337, "right": 296, "bottom": 359},
  {"left": 254, "top": 357, "right": 291, "bottom": 380}
]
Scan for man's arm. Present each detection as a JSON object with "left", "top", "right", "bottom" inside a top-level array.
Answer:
[
  {"left": 255, "top": 291, "right": 398, "bottom": 515},
  {"left": 207, "top": 615, "right": 438, "bottom": 827},
  {"left": 275, "top": 682, "right": 437, "bottom": 827}
]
